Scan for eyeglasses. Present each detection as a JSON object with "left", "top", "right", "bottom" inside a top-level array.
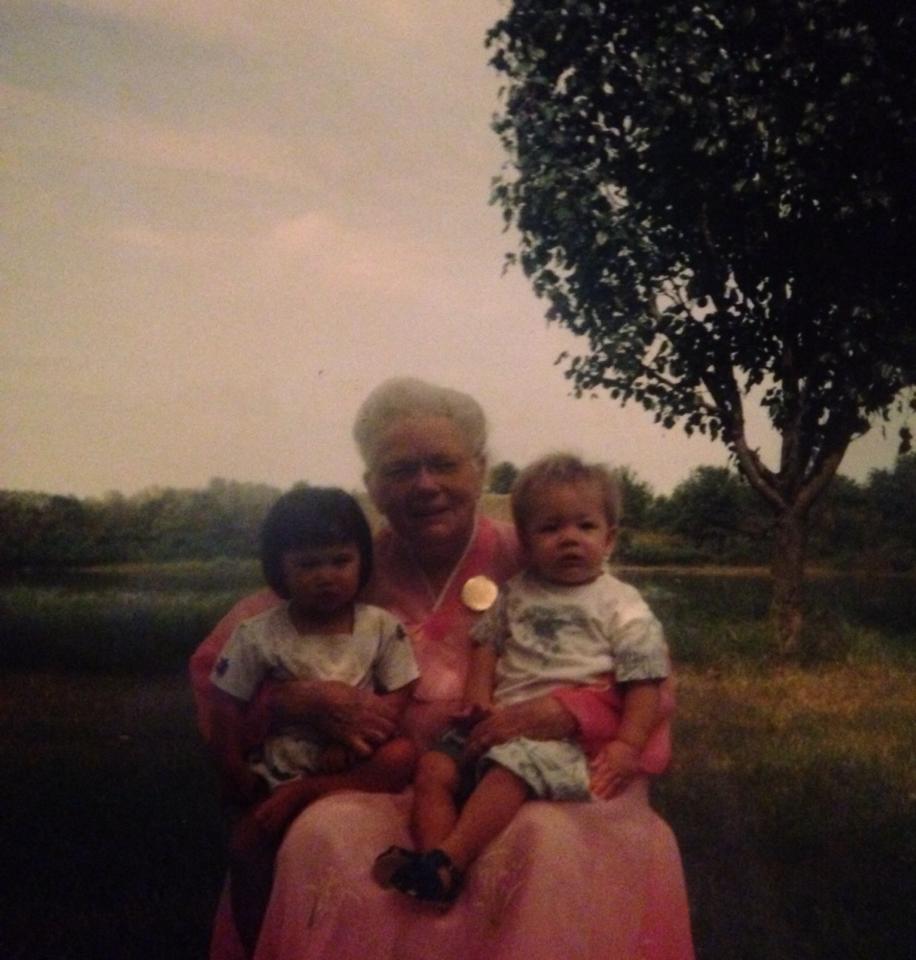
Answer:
[{"left": 376, "top": 456, "right": 466, "bottom": 483}]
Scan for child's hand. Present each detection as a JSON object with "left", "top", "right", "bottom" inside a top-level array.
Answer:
[{"left": 589, "top": 740, "right": 641, "bottom": 800}]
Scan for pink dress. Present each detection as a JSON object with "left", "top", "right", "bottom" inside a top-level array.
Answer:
[{"left": 190, "top": 517, "right": 693, "bottom": 960}]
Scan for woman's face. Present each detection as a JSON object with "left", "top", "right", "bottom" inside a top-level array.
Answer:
[{"left": 366, "top": 414, "right": 485, "bottom": 552}]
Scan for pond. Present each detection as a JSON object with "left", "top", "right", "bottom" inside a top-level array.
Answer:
[{"left": 1, "top": 561, "right": 912, "bottom": 673}]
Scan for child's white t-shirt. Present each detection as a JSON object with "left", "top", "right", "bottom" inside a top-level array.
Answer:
[
  {"left": 472, "top": 570, "right": 669, "bottom": 706},
  {"left": 211, "top": 601, "right": 419, "bottom": 702}
]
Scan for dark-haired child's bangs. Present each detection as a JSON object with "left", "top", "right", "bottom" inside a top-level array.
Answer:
[
  {"left": 260, "top": 486, "right": 374, "bottom": 597},
  {"left": 289, "top": 515, "right": 357, "bottom": 549}
]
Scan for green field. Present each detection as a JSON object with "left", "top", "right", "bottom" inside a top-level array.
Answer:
[{"left": 1, "top": 563, "right": 914, "bottom": 960}]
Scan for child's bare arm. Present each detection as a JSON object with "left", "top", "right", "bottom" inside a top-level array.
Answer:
[
  {"left": 615, "top": 679, "right": 661, "bottom": 751},
  {"left": 589, "top": 679, "right": 661, "bottom": 800}
]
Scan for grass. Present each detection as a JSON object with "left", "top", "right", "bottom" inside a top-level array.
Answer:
[
  {"left": 0, "top": 561, "right": 261, "bottom": 673},
  {"left": 0, "top": 672, "right": 225, "bottom": 960},
  {"left": 657, "top": 663, "right": 916, "bottom": 960},
  {"left": 1, "top": 561, "right": 914, "bottom": 960}
]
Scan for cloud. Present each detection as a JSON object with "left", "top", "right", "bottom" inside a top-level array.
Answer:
[
  {"left": 110, "top": 222, "right": 228, "bottom": 260},
  {"left": 2, "top": 79, "right": 315, "bottom": 187},
  {"left": 56, "top": 0, "right": 266, "bottom": 46},
  {"left": 55, "top": 0, "right": 446, "bottom": 48},
  {"left": 261, "top": 210, "right": 439, "bottom": 300}
]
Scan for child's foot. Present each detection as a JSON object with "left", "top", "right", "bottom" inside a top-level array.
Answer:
[
  {"left": 371, "top": 846, "right": 417, "bottom": 888},
  {"left": 391, "top": 848, "right": 463, "bottom": 906}
]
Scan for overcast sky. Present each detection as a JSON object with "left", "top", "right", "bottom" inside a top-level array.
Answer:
[{"left": 2, "top": 0, "right": 904, "bottom": 499}]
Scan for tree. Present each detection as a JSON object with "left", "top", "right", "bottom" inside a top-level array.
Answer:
[
  {"left": 864, "top": 454, "right": 916, "bottom": 570},
  {"left": 614, "top": 465, "right": 656, "bottom": 530},
  {"left": 488, "top": 1, "right": 916, "bottom": 653},
  {"left": 487, "top": 461, "right": 520, "bottom": 493},
  {"left": 661, "top": 465, "right": 768, "bottom": 555},
  {"left": 806, "top": 473, "right": 870, "bottom": 562}
]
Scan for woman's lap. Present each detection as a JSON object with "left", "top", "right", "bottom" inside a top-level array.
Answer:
[{"left": 234, "top": 781, "right": 692, "bottom": 960}]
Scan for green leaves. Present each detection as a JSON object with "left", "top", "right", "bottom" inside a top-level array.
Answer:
[{"left": 489, "top": 0, "right": 915, "bottom": 471}]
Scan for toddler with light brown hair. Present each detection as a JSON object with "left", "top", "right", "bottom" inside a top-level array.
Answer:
[{"left": 373, "top": 453, "right": 670, "bottom": 906}]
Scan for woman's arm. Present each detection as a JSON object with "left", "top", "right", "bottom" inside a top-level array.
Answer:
[
  {"left": 551, "top": 683, "right": 622, "bottom": 746},
  {"left": 210, "top": 689, "right": 266, "bottom": 804},
  {"left": 464, "top": 644, "right": 497, "bottom": 712},
  {"left": 377, "top": 679, "right": 417, "bottom": 719},
  {"left": 462, "top": 677, "right": 666, "bottom": 762},
  {"left": 463, "top": 692, "right": 577, "bottom": 758},
  {"left": 268, "top": 680, "right": 400, "bottom": 757},
  {"left": 315, "top": 681, "right": 417, "bottom": 773}
]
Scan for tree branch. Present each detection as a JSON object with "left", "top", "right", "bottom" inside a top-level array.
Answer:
[{"left": 702, "top": 364, "right": 785, "bottom": 513}]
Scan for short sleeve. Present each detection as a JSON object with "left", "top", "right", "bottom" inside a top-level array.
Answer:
[
  {"left": 372, "top": 610, "right": 421, "bottom": 693},
  {"left": 469, "top": 590, "right": 510, "bottom": 655},
  {"left": 209, "top": 620, "right": 268, "bottom": 703},
  {"left": 189, "top": 587, "right": 280, "bottom": 744},
  {"left": 611, "top": 612, "right": 670, "bottom": 683}
]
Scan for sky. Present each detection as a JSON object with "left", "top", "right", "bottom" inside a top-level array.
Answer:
[{"left": 2, "top": 0, "right": 906, "bottom": 500}]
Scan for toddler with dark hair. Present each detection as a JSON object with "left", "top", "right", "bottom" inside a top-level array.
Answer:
[{"left": 209, "top": 486, "right": 418, "bottom": 954}]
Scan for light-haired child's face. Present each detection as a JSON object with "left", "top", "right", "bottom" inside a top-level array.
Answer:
[
  {"left": 521, "top": 481, "right": 615, "bottom": 586},
  {"left": 280, "top": 544, "right": 361, "bottom": 621}
]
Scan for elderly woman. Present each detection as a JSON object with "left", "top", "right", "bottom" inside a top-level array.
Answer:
[{"left": 191, "top": 377, "right": 693, "bottom": 960}]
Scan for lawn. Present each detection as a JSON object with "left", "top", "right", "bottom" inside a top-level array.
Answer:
[
  {"left": 0, "top": 563, "right": 914, "bottom": 960},
  {"left": 0, "top": 671, "right": 224, "bottom": 960}
]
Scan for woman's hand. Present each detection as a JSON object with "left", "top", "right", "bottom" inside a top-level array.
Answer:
[
  {"left": 316, "top": 742, "right": 360, "bottom": 774},
  {"left": 271, "top": 680, "right": 399, "bottom": 757},
  {"left": 449, "top": 702, "right": 491, "bottom": 733},
  {"left": 589, "top": 740, "right": 641, "bottom": 799},
  {"left": 463, "top": 695, "right": 577, "bottom": 759}
]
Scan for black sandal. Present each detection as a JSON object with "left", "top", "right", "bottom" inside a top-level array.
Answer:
[
  {"left": 371, "top": 846, "right": 418, "bottom": 888},
  {"left": 393, "top": 848, "right": 463, "bottom": 905}
]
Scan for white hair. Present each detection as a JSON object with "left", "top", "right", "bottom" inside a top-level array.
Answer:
[{"left": 353, "top": 377, "right": 488, "bottom": 468}]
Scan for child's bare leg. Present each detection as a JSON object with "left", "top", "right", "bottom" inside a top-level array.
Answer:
[
  {"left": 437, "top": 764, "right": 529, "bottom": 871},
  {"left": 411, "top": 750, "right": 461, "bottom": 850},
  {"left": 233, "top": 737, "right": 417, "bottom": 858}
]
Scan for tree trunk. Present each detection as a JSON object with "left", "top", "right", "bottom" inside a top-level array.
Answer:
[{"left": 770, "top": 508, "right": 808, "bottom": 657}]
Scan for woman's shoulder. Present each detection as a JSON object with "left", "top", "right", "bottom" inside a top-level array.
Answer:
[
  {"left": 227, "top": 587, "right": 284, "bottom": 623},
  {"left": 476, "top": 514, "right": 519, "bottom": 550},
  {"left": 472, "top": 515, "right": 522, "bottom": 579},
  {"left": 191, "top": 587, "right": 281, "bottom": 665},
  {"left": 237, "top": 600, "right": 289, "bottom": 633}
]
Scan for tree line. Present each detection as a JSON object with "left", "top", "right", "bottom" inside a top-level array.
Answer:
[
  {"left": 490, "top": 456, "right": 915, "bottom": 572},
  {"left": 2, "top": 457, "right": 913, "bottom": 572},
  {"left": 0, "top": 478, "right": 278, "bottom": 568}
]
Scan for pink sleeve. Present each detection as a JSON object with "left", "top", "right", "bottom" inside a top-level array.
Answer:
[
  {"left": 188, "top": 588, "right": 280, "bottom": 746},
  {"left": 551, "top": 675, "right": 676, "bottom": 775},
  {"left": 551, "top": 685, "right": 623, "bottom": 753}
]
